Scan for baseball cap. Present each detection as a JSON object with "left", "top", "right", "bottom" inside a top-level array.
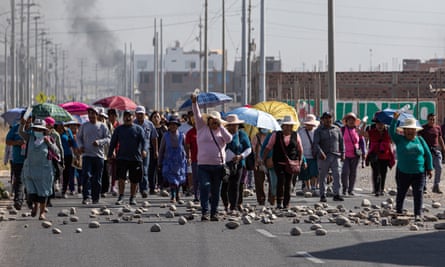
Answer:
[{"left": 135, "top": 106, "right": 146, "bottom": 114}]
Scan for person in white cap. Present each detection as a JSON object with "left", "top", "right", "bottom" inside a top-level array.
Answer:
[
  {"left": 391, "top": 113, "right": 433, "bottom": 221},
  {"left": 134, "top": 105, "right": 158, "bottom": 198}
]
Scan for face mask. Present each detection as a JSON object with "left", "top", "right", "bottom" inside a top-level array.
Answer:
[
  {"left": 34, "top": 131, "right": 44, "bottom": 139},
  {"left": 260, "top": 128, "right": 269, "bottom": 134}
]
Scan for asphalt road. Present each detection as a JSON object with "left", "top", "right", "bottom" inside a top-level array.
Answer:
[{"left": 0, "top": 167, "right": 444, "bottom": 267}]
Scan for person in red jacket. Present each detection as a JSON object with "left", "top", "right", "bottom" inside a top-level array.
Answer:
[{"left": 365, "top": 113, "right": 395, "bottom": 196}]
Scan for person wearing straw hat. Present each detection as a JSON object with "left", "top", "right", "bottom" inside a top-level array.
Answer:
[
  {"left": 262, "top": 115, "right": 303, "bottom": 209},
  {"left": 221, "top": 114, "right": 252, "bottom": 214},
  {"left": 191, "top": 93, "right": 232, "bottom": 221},
  {"left": 19, "top": 118, "right": 60, "bottom": 220},
  {"left": 340, "top": 112, "right": 365, "bottom": 196},
  {"left": 313, "top": 112, "right": 345, "bottom": 202},
  {"left": 298, "top": 114, "right": 320, "bottom": 193},
  {"left": 390, "top": 112, "right": 433, "bottom": 221}
]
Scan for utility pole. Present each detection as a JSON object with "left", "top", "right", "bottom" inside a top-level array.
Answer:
[
  {"left": 247, "top": 0, "right": 251, "bottom": 104},
  {"left": 33, "top": 16, "right": 39, "bottom": 103},
  {"left": 40, "top": 31, "right": 45, "bottom": 94},
  {"left": 199, "top": 16, "right": 203, "bottom": 90},
  {"left": 10, "top": 0, "right": 16, "bottom": 108},
  {"left": 327, "top": 0, "right": 336, "bottom": 117},
  {"left": 153, "top": 19, "right": 158, "bottom": 109},
  {"left": 61, "top": 50, "right": 65, "bottom": 100},
  {"left": 4, "top": 21, "right": 10, "bottom": 112},
  {"left": 241, "top": 0, "right": 248, "bottom": 105},
  {"left": 123, "top": 43, "right": 127, "bottom": 97},
  {"left": 160, "top": 19, "right": 164, "bottom": 110},
  {"left": 222, "top": 0, "right": 226, "bottom": 112},
  {"left": 54, "top": 44, "right": 58, "bottom": 102},
  {"left": 259, "top": 0, "right": 266, "bottom": 102},
  {"left": 80, "top": 58, "right": 84, "bottom": 102},
  {"left": 95, "top": 63, "right": 98, "bottom": 100},
  {"left": 204, "top": 0, "right": 208, "bottom": 93},
  {"left": 19, "top": 0, "right": 25, "bottom": 106}
]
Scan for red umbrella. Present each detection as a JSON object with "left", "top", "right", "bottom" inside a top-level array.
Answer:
[
  {"left": 59, "top": 102, "right": 89, "bottom": 115},
  {"left": 92, "top": 96, "right": 137, "bottom": 111}
]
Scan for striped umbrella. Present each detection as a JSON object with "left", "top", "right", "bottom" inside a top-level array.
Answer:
[{"left": 178, "top": 92, "right": 232, "bottom": 111}]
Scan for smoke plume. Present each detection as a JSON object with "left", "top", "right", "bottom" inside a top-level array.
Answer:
[{"left": 66, "top": 0, "right": 123, "bottom": 68}]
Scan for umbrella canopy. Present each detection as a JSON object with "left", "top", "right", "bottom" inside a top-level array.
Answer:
[
  {"left": 32, "top": 103, "right": 73, "bottom": 122},
  {"left": 92, "top": 96, "right": 137, "bottom": 111},
  {"left": 1, "top": 107, "right": 26, "bottom": 125},
  {"left": 178, "top": 92, "right": 232, "bottom": 111},
  {"left": 374, "top": 109, "right": 418, "bottom": 126},
  {"left": 253, "top": 101, "right": 300, "bottom": 130},
  {"left": 59, "top": 101, "right": 89, "bottom": 115},
  {"left": 226, "top": 107, "right": 281, "bottom": 131}
]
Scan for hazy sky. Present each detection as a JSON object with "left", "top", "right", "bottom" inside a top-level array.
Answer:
[{"left": 2, "top": 0, "right": 445, "bottom": 72}]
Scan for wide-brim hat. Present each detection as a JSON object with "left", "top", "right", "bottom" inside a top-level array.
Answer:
[
  {"left": 397, "top": 118, "right": 423, "bottom": 131},
  {"left": 303, "top": 114, "right": 319, "bottom": 126},
  {"left": 87, "top": 106, "right": 99, "bottom": 114},
  {"left": 167, "top": 115, "right": 181, "bottom": 126},
  {"left": 32, "top": 118, "right": 47, "bottom": 130},
  {"left": 207, "top": 110, "right": 227, "bottom": 124},
  {"left": 97, "top": 107, "right": 108, "bottom": 119},
  {"left": 280, "top": 115, "right": 297, "bottom": 125},
  {"left": 225, "top": 114, "right": 245, "bottom": 125},
  {"left": 64, "top": 120, "right": 81, "bottom": 126}
]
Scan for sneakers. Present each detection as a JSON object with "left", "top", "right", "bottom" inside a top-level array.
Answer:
[
  {"left": 414, "top": 215, "right": 423, "bottom": 222},
  {"left": 129, "top": 197, "right": 137, "bottom": 206},
  {"left": 333, "top": 195, "right": 344, "bottom": 201},
  {"left": 432, "top": 184, "right": 443, "bottom": 194},
  {"left": 141, "top": 191, "right": 148, "bottom": 198},
  {"left": 320, "top": 196, "right": 327, "bottom": 203},
  {"left": 82, "top": 198, "right": 91, "bottom": 205},
  {"left": 210, "top": 215, "right": 219, "bottom": 221},
  {"left": 201, "top": 214, "right": 210, "bottom": 221},
  {"left": 115, "top": 195, "right": 124, "bottom": 205},
  {"left": 92, "top": 199, "right": 99, "bottom": 204},
  {"left": 149, "top": 189, "right": 156, "bottom": 195}
]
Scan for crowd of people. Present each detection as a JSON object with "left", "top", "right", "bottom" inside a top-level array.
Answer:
[{"left": 3, "top": 96, "right": 444, "bottom": 222}]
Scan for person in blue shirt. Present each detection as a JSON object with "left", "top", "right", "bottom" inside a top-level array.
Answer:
[
  {"left": 5, "top": 112, "right": 32, "bottom": 210},
  {"left": 55, "top": 121, "right": 78, "bottom": 197},
  {"left": 109, "top": 110, "right": 147, "bottom": 206}
]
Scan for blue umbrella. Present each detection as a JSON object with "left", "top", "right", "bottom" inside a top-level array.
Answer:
[
  {"left": 1, "top": 107, "right": 26, "bottom": 125},
  {"left": 178, "top": 92, "right": 232, "bottom": 111},
  {"left": 374, "top": 108, "right": 418, "bottom": 126},
  {"left": 226, "top": 107, "right": 281, "bottom": 131}
]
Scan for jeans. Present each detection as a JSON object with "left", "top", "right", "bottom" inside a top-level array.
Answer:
[
  {"left": 12, "top": 163, "right": 24, "bottom": 206},
  {"left": 275, "top": 164, "right": 293, "bottom": 208},
  {"left": 371, "top": 159, "right": 390, "bottom": 193},
  {"left": 432, "top": 149, "right": 442, "bottom": 185},
  {"left": 139, "top": 154, "right": 150, "bottom": 192},
  {"left": 62, "top": 155, "right": 75, "bottom": 193},
  {"left": 341, "top": 156, "right": 360, "bottom": 194},
  {"left": 318, "top": 154, "right": 342, "bottom": 197},
  {"left": 199, "top": 164, "right": 223, "bottom": 216},
  {"left": 395, "top": 168, "right": 425, "bottom": 216},
  {"left": 81, "top": 156, "right": 104, "bottom": 202}
]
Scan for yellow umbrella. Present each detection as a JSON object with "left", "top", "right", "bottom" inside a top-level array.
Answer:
[{"left": 253, "top": 101, "right": 300, "bottom": 131}]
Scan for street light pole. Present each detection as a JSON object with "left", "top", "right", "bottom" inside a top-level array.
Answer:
[{"left": 10, "top": 0, "right": 16, "bottom": 108}]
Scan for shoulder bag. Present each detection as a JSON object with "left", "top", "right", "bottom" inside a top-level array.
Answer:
[{"left": 279, "top": 133, "right": 301, "bottom": 175}]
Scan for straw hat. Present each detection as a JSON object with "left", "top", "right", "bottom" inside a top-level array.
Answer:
[
  {"left": 207, "top": 110, "right": 226, "bottom": 124},
  {"left": 32, "top": 119, "right": 47, "bottom": 130},
  {"left": 280, "top": 115, "right": 298, "bottom": 125},
  {"left": 225, "top": 114, "right": 245, "bottom": 125},
  {"left": 303, "top": 114, "right": 319, "bottom": 126},
  {"left": 397, "top": 118, "right": 422, "bottom": 131}
]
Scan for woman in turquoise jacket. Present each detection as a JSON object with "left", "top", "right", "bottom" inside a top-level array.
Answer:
[{"left": 390, "top": 112, "right": 433, "bottom": 221}]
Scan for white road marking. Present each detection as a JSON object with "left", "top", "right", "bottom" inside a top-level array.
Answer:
[
  {"left": 256, "top": 229, "right": 276, "bottom": 238},
  {"left": 295, "top": 251, "right": 325, "bottom": 264}
]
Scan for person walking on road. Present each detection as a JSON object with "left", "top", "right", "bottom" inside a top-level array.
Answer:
[
  {"left": 109, "top": 110, "right": 147, "bottom": 206},
  {"left": 297, "top": 114, "right": 320, "bottom": 192},
  {"left": 364, "top": 114, "right": 395, "bottom": 196},
  {"left": 192, "top": 94, "right": 232, "bottom": 221},
  {"left": 158, "top": 115, "right": 187, "bottom": 203},
  {"left": 77, "top": 107, "right": 111, "bottom": 205},
  {"left": 390, "top": 113, "right": 433, "bottom": 221},
  {"left": 313, "top": 112, "right": 345, "bottom": 202},
  {"left": 19, "top": 119, "right": 60, "bottom": 220},
  {"left": 418, "top": 113, "right": 445, "bottom": 194},
  {"left": 134, "top": 106, "right": 158, "bottom": 198},
  {"left": 5, "top": 111, "right": 32, "bottom": 210}
]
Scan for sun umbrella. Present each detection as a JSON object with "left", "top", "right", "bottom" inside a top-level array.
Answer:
[
  {"left": 32, "top": 103, "right": 73, "bottom": 122},
  {"left": 92, "top": 95, "right": 137, "bottom": 111},
  {"left": 178, "top": 92, "right": 232, "bottom": 111},
  {"left": 59, "top": 102, "right": 89, "bottom": 115},
  {"left": 253, "top": 101, "right": 300, "bottom": 130},
  {"left": 59, "top": 101, "right": 89, "bottom": 115},
  {"left": 374, "top": 109, "right": 418, "bottom": 126},
  {"left": 1, "top": 107, "right": 26, "bottom": 125},
  {"left": 226, "top": 107, "right": 281, "bottom": 131}
]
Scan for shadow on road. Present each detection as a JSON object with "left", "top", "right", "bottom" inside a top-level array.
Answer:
[{"left": 309, "top": 231, "right": 445, "bottom": 266}]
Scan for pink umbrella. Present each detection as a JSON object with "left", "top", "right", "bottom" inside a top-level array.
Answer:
[
  {"left": 92, "top": 96, "right": 137, "bottom": 111},
  {"left": 59, "top": 102, "right": 89, "bottom": 115}
]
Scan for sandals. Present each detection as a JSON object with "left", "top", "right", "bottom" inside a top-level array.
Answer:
[{"left": 38, "top": 213, "right": 47, "bottom": 221}]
